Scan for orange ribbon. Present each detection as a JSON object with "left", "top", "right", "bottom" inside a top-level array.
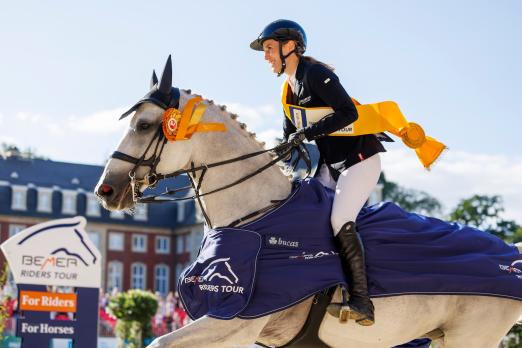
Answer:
[{"left": 162, "top": 97, "right": 226, "bottom": 141}]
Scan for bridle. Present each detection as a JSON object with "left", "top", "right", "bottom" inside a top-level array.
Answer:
[
  {"left": 109, "top": 56, "right": 310, "bottom": 228},
  {"left": 110, "top": 112, "right": 311, "bottom": 228}
]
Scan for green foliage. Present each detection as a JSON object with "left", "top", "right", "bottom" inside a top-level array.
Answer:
[
  {"left": 107, "top": 290, "right": 158, "bottom": 348},
  {"left": 503, "top": 324, "right": 522, "bottom": 348},
  {"left": 1, "top": 142, "right": 48, "bottom": 160},
  {"left": 380, "top": 173, "right": 442, "bottom": 216},
  {"left": 450, "top": 194, "right": 521, "bottom": 242},
  {"left": 449, "top": 194, "right": 522, "bottom": 345},
  {"left": 512, "top": 227, "right": 522, "bottom": 244},
  {"left": 0, "top": 264, "right": 10, "bottom": 341}
]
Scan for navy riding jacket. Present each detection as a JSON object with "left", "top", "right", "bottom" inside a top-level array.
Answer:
[{"left": 283, "top": 56, "right": 385, "bottom": 179}]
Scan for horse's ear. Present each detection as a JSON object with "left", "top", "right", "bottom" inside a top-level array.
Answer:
[
  {"left": 150, "top": 69, "right": 158, "bottom": 89},
  {"left": 158, "top": 55, "right": 172, "bottom": 95}
]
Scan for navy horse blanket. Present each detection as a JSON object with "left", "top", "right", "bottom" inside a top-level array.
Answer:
[{"left": 179, "top": 178, "right": 522, "bottom": 322}]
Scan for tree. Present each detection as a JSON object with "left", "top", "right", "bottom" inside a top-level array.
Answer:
[
  {"left": 449, "top": 194, "right": 522, "bottom": 347},
  {"left": 450, "top": 194, "right": 521, "bottom": 243},
  {"left": 108, "top": 290, "right": 158, "bottom": 348},
  {"left": 1, "top": 142, "right": 48, "bottom": 160},
  {"left": 380, "top": 173, "right": 442, "bottom": 216},
  {"left": 0, "top": 264, "right": 10, "bottom": 341}
]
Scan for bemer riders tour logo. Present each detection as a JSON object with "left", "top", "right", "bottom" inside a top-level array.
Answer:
[
  {"left": 20, "top": 254, "right": 82, "bottom": 282},
  {"left": 1, "top": 217, "right": 101, "bottom": 288},
  {"left": 184, "top": 257, "right": 245, "bottom": 294}
]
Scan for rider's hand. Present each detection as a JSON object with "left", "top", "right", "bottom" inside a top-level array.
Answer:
[
  {"left": 287, "top": 129, "right": 306, "bottom": 146},
  {"left": 275, "top": 144, "right": 292, "bottom": 162}
]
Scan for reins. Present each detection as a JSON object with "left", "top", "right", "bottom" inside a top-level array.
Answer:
[{"left": 111, "top": 124, "right": 311, "bottom": 228}]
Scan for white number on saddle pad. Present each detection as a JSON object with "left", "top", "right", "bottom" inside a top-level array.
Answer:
[{"left": 291, "top": 108, "right": 305, "bottom": 128}]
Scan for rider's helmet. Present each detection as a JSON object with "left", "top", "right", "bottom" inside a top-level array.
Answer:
[
  {"left": 250, "top": 19, "right": 307, "bottom": 75},
  {"left": 250, "top": 19, "right": 307, "bottom": 53}
]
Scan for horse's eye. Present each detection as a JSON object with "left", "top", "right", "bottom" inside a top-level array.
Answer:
[{"left": 138, "top": 122, "right": 151, "bottom": 131}]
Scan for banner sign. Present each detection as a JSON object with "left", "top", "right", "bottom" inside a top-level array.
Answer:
[
  {"left": 19, "top": 290, "right": 77, "bottom": 312},
  {"left": 1, "top": 216, "right": 101, "bottom": 288},
  {"left": 1, "top": 217, "right": 101, "bottom": 348}
]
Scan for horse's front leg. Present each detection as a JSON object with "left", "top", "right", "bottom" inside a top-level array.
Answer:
[{"left": 147, "top": 315, "right": 270, "bottom": 348}]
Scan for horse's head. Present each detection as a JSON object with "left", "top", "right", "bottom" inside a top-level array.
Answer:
[
  {"left": 95, "top": 56, "right": 198, "bottom": 211},
  {"left": 96, "top": 55, "right": 290, "bottom": 223}
]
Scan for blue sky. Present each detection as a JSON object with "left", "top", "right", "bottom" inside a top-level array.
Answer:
[{"left": 1, "top": 1, "right": 521, "bottom": 221}]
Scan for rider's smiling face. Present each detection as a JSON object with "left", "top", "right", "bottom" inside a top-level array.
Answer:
[{"left": 262, "top": 39, "right": 296, "bottom": 74}]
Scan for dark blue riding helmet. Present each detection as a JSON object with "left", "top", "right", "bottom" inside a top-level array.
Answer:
[
  {"left": 250, "top": 19, "right": 307, "bottom": 54},
  {"left": 250, "top": 20, "right": 307, "bottom": 76}
]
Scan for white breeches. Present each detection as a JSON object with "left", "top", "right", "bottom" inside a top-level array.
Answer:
[{"left": 316, "top": 153, "right": 382, "bottom": 234}]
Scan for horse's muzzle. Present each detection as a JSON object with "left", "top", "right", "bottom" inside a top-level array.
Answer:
[
  {"left": 94, "top": 178, "right": 133, "bottom": 211},
  {"left": 97, "top": 183, "right": 114, "bottom": 198}
]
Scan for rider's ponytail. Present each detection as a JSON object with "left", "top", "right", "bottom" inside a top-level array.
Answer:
[{"left": 301, "top": 56, "right": 335, "bottom": 71}]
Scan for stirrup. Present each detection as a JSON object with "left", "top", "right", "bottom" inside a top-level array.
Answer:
[
  {"left": 326, "top": 286, "right": 351, "bottom": 323},
  {"left": 339, "top": 305, "right": 351, "bottom": 323},
  {"left": 326, "top": 303, "right": 351, "bottom": 323},
  {"left": 326, "top": 303, "right": 374, "bottom": 325},
  {"left": 347, "top": 302, "right": 375, "bottom": 326}
]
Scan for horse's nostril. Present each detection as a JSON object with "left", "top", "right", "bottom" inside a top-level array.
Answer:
[{"left": 98, "top": 184, "right": 114, "bottom": 197}]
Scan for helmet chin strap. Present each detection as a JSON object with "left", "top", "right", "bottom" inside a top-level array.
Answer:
[{"left": 277, "top": 41, "right": 297, "bottom": 77}]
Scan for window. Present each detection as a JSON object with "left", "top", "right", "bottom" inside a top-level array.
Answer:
[
  {"left": 86, "top": 193, "right": 101, "bottom": 217},
  {"left": 9, "top": 224, "right": 26, "bottom": 238},
  {"left": 11, "top": 185, "right": 27, "bottom": 211},
  {"left": 177, "top": 233, "right": 192, "bottom": 254},
  {"left": 87, "top": 231, "right": 100, "bottom": 250},
  {"left": 107, "top": 261, "right": 123, "bottom": 292},
  {"left": 176, "top": 234, "right": 189, "bottom": 254},
  {"left": 37, "top": 187, "right": 53, "bottom": 213},
  {"left": 110, "top": 210, "right": 125, "bottom": 219},
  {"left": 177, "top": 201, "right": 186, "bottom": 222},
  {"left": 154, "top": 264, "right": 170, "bottom": 295},
  {"left": 134, "top": 203, "right": 148, "bottom": 221},
  {"left": 175, "top": 263, "right": 185, "bottom": 286},
  {"left": 185, "top": 233, "right": 192, "bottom": 253},
  {"left": 108, "top": 232, "right": 124, "bottom": 251},
  {"left": 132, "top": 234, "right": 147, "bottom": 253},
  {"left": 61, "top": 190, "right": 77, "bottom": 215},
  {"left": 155, "top": 236, "right": 170, "bottom": 254},
  {"left": 131, "top": 263, "right": 147, "bottom": 290}
]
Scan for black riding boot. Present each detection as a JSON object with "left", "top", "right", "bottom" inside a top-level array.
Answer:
[{"left": 329, "top": 221, "right": 375, "bottom": 326}]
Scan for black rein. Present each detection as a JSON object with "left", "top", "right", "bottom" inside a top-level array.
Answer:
[{"left": 110, "top": 125, "right": 310, "bottom": 228}]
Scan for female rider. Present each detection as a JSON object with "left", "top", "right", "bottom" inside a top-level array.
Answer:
[{"left": 250, "top": 19, "right": 385, "bottom": 326}]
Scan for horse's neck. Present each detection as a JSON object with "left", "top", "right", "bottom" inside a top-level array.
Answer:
[{"left": 188, "top": 98, "right": 292, "bottom": 228}]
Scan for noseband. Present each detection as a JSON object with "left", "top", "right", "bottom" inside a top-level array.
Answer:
[{"left": 111, "top": 125, "right": 167, "bottom": 200}]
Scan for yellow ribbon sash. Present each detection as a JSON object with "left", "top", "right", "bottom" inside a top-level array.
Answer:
[
  {"left": 162, "top": 96, "right": 226, "bottom": 141},
  {"left": 281, "top": 81, "right": 447, "bottom": 169}
]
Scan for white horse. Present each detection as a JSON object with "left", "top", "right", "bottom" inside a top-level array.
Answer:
[{"left": 95, "top": 57, "right": 522, "bottom": 348}]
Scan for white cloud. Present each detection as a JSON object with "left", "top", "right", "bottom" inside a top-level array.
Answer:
[
  {"left": 0, "top": 113, "right": 3, "bottom": 126},
  {"left": 0, "top": 135, "right": 16, "bottom": 145},
  {"left": 15, "top": 112, "right": 42, "bottom": 123},
  {"left": 66, "top": 107, "right": 128, "bottom": 134},
  {"left": 257, "top": 129, "right": 282, "bottom": 148},
  {"left": 5, "top": 108, "right": 127, "bottom": 140},
  {"left": 1, "top": 107, "right": 129, "bottom": 165},
  {"left": 224, "top": 102, "right": 279, "bottom": 132},
  {"left": 45, "top": 123, "right": 64, "bottom": 135},
  {"left": 222, "top": 102, "right": 282, "bottom": 148},
  {"left": 381, "top": 149, "right": 522, "bottom": 223}
]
